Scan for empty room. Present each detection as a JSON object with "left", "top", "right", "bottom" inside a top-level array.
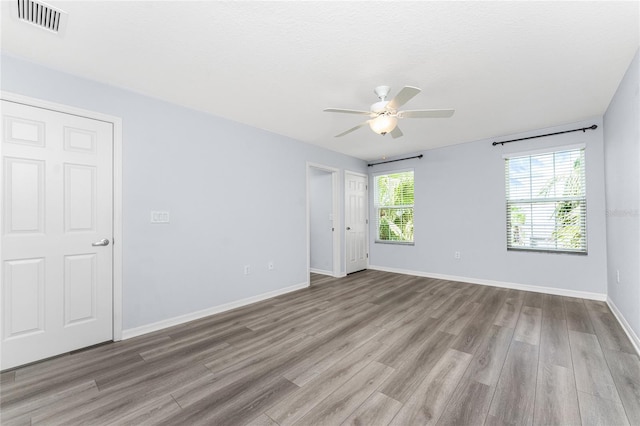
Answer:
[{"left": 1, "top": 1, "right": 639, "bottom": 425}]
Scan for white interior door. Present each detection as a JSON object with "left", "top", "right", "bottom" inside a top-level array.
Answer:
[
  {"left": 1, "top": 100, "right": 114, "bottom": 370},
  {"left": 345, "top": 172, "right": 368, "bottom": 274}
]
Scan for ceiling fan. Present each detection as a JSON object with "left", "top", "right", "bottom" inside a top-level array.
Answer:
[{"left": 324, "top": 86, "right": 454, "bottom": 138}]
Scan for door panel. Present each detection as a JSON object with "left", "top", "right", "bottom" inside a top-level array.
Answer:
[
  {"left": 64, "top": 254, "right": 97, "bottom": 326},
  {"left": 3, "top": 258, "right": 45, "bottom": 338},
  {"left": 64, "top": 126, "right": 96, "bottom": 153},
  {"left": 3, "top": 116, "right": 45, "bottom": 147},
  {"left": 345, "top": 172, "right": 368, "bottom": 274},
  {"left": 4, "top": 157, "right": 45, "bottom": 234},
  {"left": 64, "top": 164, "right": 96, "bottom": 232},
  {"left": 1, "top": 100, "right": 113, "bottom": 370}
]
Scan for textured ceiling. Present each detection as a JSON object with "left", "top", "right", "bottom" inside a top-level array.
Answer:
[{"left": 1, "top": 1, "right": 638, "bottom": 160}]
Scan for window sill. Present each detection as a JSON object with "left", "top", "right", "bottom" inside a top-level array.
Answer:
[
  {"left": 375, "top": 240, "right": 415, "bottom": 246},
  {"left": 507, "top": 248, "right": 587, "bottom": 255}
]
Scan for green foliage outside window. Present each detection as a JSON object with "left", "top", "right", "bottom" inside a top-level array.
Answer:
[
  {"left": 507, "top": 149, "right": 586, "bottom": 253},
  {"left": 541, "top": 155, "right": 586, "bottom": 250},
  {"left": 376, "top": 172, "right": 414, "bottom": 242}
]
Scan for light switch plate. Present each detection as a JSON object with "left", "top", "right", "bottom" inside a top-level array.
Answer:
[{"left": 151, "top": 211, "right": 170, "bottom": 223}]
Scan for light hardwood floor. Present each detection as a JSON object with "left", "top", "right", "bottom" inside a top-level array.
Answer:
[{"left": 1, "top": 270, "right": 639, "bottom": 425}]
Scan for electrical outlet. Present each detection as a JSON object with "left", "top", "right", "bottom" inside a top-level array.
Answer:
[
  {"left": 268, "top": 261, "right": 274, "bottom": 271},
  {"left": 454, "top": 251, "right": 461, "bottom": 259},
  {"left": 616, "top": 269, "right": 620, "bottom": 283},
  {"left": 244, "top": 265, "right": 251, "bottom": 275}
]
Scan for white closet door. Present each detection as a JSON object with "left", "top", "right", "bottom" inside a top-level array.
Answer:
[
  {"left": 345, "top": 172, "right": 368, "bottom": 274},
  {"left": 1, "top": 100, "right": 113, "bottom": 370}
]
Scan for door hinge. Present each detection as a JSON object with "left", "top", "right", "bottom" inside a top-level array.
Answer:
[
  {"left": 366, "top": 253, "right": 369, "bottom": 258},
  {"left": 366, "top": 219, "right": 368, "bottom": 224}
]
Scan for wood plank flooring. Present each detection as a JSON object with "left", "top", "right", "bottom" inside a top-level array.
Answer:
[{"left": 1, "top": 270, "right": 639, "bottom": 425}]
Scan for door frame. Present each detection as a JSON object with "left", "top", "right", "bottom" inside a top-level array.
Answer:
[
  {"left": 1, "top": 91, "right": 124, "bottom": 341},
  {"left": 344, "top": 170, "right": 369, "bottom": 274},
  {"left": 306, "top": 162, "right": 341, "bottom": 282}
]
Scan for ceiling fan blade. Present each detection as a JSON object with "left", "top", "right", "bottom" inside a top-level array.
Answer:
[
  {"left": 335, "top": 121, "right": 369, "bottom": 137},
  {"left": 398, "top": 109, "right": 455, "bottom": 118},
  {"left": 324, "top": 108, "right": 372, "bottom": 115},
  {"left": 385, "top": 86, "right": 421, "bottom": 110},
  {"left": 390, "top": 126, "right": 403, "bottom": 139}
]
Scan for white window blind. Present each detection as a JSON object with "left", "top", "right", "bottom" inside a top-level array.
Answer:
[
  {"left": 374, "top": 171, "right": 414, "bottom": 243},
  {"left": 505, "top": 148, "right": 587, "bottom": 253}
]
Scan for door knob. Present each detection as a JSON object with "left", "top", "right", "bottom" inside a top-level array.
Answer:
[
  {"left": 92, "top": 238, "right": 110, "bottom": 247},
  {"left": 346, "top": 227, "right": 351, "bottom": 230}
]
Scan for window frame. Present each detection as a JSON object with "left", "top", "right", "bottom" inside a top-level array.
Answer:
[
  {"left": 373, "top": 168, "right": 415, "bottom": 245},
  {"left": 504, "top": 144, "right": 587, "bottom": 255}
]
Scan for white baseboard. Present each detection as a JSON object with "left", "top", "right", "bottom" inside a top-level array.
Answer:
[
  {"left": 606, "top": 297, "right": 640, "bottom": 356},
  {"left": 122, "top": 281, "right": 309, "bottom": 340},
  {"left": 367, "top": 265, "right": 607, "bottom": 301},
  {"left": 309, "top": 268, "right": 346, "bottom": 278},
  {"left": 310, "top": 268, "right": 334, "bottom": 276}
]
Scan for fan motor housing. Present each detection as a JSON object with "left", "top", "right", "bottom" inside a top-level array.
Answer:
[
  {"left": 371, "top": 101, "right": 389, "bottom": 113},
  {"left": 374, "top": 85, "right": 391, "bottom": 100}
]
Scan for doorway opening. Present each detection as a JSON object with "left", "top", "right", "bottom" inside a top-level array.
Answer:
[{"left": 306, "top": 163, "right": 340, "bottom": 284}]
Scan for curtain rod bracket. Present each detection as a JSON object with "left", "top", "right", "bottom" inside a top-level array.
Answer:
[{"left": 492, "top": 124, "right": 597, "bottom": 146}]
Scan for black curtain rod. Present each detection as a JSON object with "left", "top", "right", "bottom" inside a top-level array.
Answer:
[
  {"left": 492, "top": 124, "right": 597, "bottom": 146},
  {"left": 368, "top": 154, "right": 423, "bottom": 167}
]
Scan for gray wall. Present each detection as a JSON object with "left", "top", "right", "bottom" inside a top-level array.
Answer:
[
  {"left": 309, "top": 168, "right": 333, "bottom": 273},
  {"left": 369, "top": 118, "right": 608, "bottom": 295},
  {"left": 1, "top": 53, "right": 367, "bottom": 330},
  {"left": 604, "top": 49, "right": 640, "bottom": 338}
]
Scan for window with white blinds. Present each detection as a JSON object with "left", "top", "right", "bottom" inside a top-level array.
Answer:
[
  {"left": 374, "top": 171, "right": 414, "bottom": 243},
  {"left": 505, "top": 147, "right": 587, "bottom": 253}
]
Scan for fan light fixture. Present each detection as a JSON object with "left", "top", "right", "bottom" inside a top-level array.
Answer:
[
  {"left": 369, "top": 114, "right": 397, "bottom": 135},
  {"left": 324, "top": 85, "right": 455, "bottom": 139}
]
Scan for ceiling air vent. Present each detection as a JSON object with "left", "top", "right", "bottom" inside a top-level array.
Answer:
[{"left": 16, "top": 0, "right": 67, "bottom": 34}]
